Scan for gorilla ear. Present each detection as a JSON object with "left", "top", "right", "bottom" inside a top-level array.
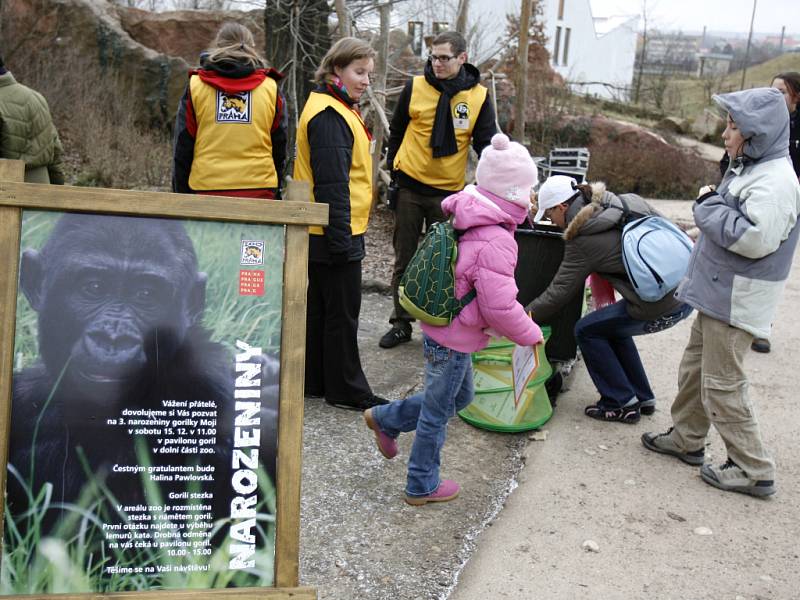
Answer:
[
  {"left": 20, "top": 249, "right": 46, "bottom": 311},
  {"left": 187, "top": 272, "right": 208, "bottom": 326}
]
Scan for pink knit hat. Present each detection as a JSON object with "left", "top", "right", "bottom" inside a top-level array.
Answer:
[{"left": 475, "top": 133, "right": 538, "bottom": 207}]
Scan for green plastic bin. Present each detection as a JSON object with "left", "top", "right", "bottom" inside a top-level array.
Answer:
[{"left": 458, "top": 327, "right": 554, "bottom": 432}]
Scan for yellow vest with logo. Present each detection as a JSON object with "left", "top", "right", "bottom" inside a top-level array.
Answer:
[
  {"left": 188, "top": 74, "right": 278, "bottom": 191},
  {"left": 393, "top": 76, "right": 487, "bottom": 191},
  {"left": 294, "top": 92, "right": 373, "bottom": 236}
]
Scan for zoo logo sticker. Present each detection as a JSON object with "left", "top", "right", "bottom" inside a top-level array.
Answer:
[
  {"left": 217, "top": 91, "right": 251, "bottom": 123},
  {"left": 453, "top": 102, "right": 470, "bottom": 130},
  {"left": 240, "top": 240, "right": 265, "bottom": 266}
]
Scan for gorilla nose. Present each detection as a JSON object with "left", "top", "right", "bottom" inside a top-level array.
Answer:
[{"left": 85, "top": 327, "right": 143, "bottom": 363}]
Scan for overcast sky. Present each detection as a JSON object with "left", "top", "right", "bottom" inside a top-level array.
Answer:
[{"left": 589, "top": 0, "right": 800, "bottom": 34}]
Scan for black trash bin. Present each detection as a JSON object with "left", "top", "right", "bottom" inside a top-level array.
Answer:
[{"left": 514, "top": 223, "right": 584, "bottom": 363}]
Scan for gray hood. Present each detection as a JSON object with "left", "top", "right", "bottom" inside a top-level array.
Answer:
[{"left": 713, "top": 87, "right": 790, "bottom": 163}]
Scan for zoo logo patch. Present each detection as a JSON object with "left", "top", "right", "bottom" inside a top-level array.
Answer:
[
  {"left": 240, "top": 240, "right": 265, "bottom": 266},
  {"left": 217, "top": 91, "right": 251, "bottom": 123},
  {"left": 453, "top": 102, "right": 470, "bottom": 120}
]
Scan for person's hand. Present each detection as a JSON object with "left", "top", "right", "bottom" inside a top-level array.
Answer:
[{"left": 697, "top": 184, "right": 716, "bottom": 198}]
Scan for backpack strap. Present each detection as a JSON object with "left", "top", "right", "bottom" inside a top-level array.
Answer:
[{"left": 601, "top": 195, "right": 648, "bottom": 228}]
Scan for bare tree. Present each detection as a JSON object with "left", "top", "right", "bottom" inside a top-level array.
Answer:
[
  {"left": 263, "top": 0, "right": 332, "bottom": 170},
  {"left": 513, "top": 0, "right": 531, "bottom": 143},
  {"left": 369, "top": 2, "right": 392, "bottom": 204},
  {"left": 334, "top": 0, "right": 352, "bottom": 38}
]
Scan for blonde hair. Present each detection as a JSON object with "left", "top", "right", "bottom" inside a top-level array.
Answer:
[
  {"left": 314, "top": 37, "right": 376, "bottom": 84},
  {"left": 205, "top": 22, "right": 265, "bottom": 69}
]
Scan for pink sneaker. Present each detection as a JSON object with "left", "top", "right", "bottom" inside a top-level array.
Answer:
[
  {"left": 404, "top": 480, "right": 461, "bottom": 506},
  {"left": 364, "top": 408, "right": 397, "bottom": 459}
]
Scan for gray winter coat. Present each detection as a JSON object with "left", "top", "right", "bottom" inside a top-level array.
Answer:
[
  {"left": 676, "top": 87, "right": 800, "bottom": 338},
  {"left": 526, "top": 183, "right": 684, "bottom": 322}
]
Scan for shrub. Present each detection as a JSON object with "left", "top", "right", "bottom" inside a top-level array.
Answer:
[
  {"left": 586, "top": 117, "right": 719, "bottom": 199},
  {"left": 8, "top": 49, "right": 172, "bottom": 190}
]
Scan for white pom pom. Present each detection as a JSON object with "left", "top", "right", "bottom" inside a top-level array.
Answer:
[{"left": 491, "top": 133, "right": 510, "bottom": 150}]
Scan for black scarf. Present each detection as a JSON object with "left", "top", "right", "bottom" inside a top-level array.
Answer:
[{"left": 424, "top": 61, "right": 480, "bottom": 158}]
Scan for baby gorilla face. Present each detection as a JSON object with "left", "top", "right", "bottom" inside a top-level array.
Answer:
[{"left": 20, "top": 215, "right": 206, "bottom": 408}]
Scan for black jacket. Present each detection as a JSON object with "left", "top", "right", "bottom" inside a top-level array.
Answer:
[
  {"left": 789, "top": 108, "right": 799, "bottom": 177},
  {"left": 306, "top": 85, "right": 367, "bottom": 264}
]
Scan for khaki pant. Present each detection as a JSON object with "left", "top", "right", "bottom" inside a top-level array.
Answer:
[
  {"left": 669, "top": 312, "right": 775, "bottom": 480},
  {"left": 24, "top": 165, "right": 50, "bottom": 183},
  {"left": 389, "top": 186, "right": 448, "bottom": 324}
]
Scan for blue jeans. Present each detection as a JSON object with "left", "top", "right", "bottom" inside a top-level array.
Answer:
[
  {"left": 575, "top": 300, "right": 693, "bottom": 409},
  {"left": 371, "top": 334, "right": 473, "bottom": 496}
]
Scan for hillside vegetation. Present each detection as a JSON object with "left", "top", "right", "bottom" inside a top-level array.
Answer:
[{"left": 642, "top": 53, "right": 800, "bottom": 120}]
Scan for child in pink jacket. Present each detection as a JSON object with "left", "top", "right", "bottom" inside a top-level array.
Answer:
[{"left": 365, "top": 133, "right": 544, "bottom": 505}]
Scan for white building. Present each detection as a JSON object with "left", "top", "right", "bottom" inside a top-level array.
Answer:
[
  {"left": 542, "top": 0, "right": 638, "bottom": 99},
  {"left": 468, "top": 0, "right": 638, "bottom": 100}
]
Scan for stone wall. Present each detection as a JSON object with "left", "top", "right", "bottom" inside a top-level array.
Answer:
[{"left": 1, "top": 0, "right": 263, "bottom": 126}]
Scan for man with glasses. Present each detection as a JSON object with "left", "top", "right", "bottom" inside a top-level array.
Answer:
[{"left": 379, "top": 30, "right": 497, "bottom": 349}]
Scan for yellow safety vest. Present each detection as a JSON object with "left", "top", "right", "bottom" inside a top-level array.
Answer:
[
  {"left": 393, "top": 76, "right": 488, "bottom": 191},
  {"left": 295, "top": 91, "right": 373, "bottom": 236},
  {"left": 188, "top": 74, "right": 278, "bottom": 190}
]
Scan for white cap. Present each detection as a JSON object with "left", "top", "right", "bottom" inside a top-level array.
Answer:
[{"left": 533, "top": 175, "right": 580, "bottom": 222}]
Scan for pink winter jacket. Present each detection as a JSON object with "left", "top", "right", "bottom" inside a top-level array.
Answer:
[{"left": 421, "top": 185, "right": 544, "bottom": 353}]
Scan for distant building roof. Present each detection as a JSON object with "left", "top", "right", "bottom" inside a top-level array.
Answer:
[
  {"left": 697, "top": 52, "right": 734, "bottom": 61},
  {"left": 593, "top": 14, "right": 638, "bottom": 37}
]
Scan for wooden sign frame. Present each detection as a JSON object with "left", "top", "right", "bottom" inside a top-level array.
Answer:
[{"left": 0, "top": 161, "right": 323, "bottom": 600}]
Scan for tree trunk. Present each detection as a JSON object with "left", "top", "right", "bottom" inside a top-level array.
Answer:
[
  {"left": 264, "top": 0, "right": 331, "bottom": 178},
  {"left": 513, "top": 0, "right": 531, "bottom": 143},
  {"left": 371, "top": 2, "right": 391, "bottom": 207},
  {"left": 455, "top": 0, "right": 469, "bottom": 35},
  {"left": 334, "top": 0, "right": 351, "bottom": 38}
]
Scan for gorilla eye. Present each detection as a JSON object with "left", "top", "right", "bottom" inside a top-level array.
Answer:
[
  {"left": 132, "top": 283, "right": 167, "bottom": 306},
  {"left": 82, "top": 280, "right": 108, "bottom": 298}
]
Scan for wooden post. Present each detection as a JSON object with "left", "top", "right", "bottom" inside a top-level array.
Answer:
[
  {"left": 0, "top": 158, "right": 24, "bottom": 183},
  {"left": 514, "top": 0, "right": 532, "bottom": 144},
  {"left": 275, "top": 180, "right": 310, "bottom": 588},
  {"left": 0, "top": 160, "right": 23, "bottom": 553},
  {"left": 740, "top": 0, "right": 757, "bottom": 90}
]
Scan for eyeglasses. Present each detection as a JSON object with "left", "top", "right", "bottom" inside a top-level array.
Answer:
[{"left": 428, "top": 54, "right": 457, "bottom": 64}]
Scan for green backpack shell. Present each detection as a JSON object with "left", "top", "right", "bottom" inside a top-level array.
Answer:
[{"left": 398, "top": 221, "right": 476, "bottom": 326}]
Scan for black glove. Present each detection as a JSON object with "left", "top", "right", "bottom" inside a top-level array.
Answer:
[{"left": 386, "top": 172, "right": 400, "bottom": 210}]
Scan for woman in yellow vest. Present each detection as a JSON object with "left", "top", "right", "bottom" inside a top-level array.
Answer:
[
  {"left": 294, "top": 37, "right": 389, "bottom": 411},
  {"left": 172, "top": 22, "right": 287, "bottom": 199}
]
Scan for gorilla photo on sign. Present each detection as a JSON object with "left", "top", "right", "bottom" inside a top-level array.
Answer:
[{"left": 7, "top": 213, "right": 279, "bottom": 532}]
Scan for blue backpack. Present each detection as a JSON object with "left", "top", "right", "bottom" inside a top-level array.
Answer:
[{"left": 609, "top": 197, "right": 694, "bottom": 302}]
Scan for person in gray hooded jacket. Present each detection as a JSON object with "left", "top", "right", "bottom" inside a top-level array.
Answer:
[
  {"left": 526, "top": 176, "right": 693, "bottom": 424},
  {"left": 642, "top": 87, "right": 800, "bottom": 497}
]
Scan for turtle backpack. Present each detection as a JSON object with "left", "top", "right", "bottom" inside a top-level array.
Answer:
[{"left": 398, "top": 221, "right": 476, "bottom": 326}]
